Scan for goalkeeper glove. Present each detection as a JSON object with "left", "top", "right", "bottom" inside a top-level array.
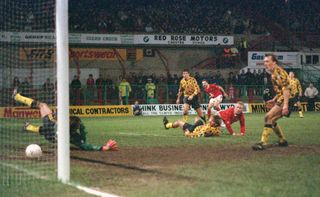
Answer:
[{"left": 101, "top": 139, "right": 118, "bottom": 151}]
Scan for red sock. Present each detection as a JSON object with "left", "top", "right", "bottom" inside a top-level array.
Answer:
[
  {"left": 215, "top": 106, "right": 221, "bottom": 111},
  {"left": 207, "top": 108, "right": 211, "bottom": 118}
]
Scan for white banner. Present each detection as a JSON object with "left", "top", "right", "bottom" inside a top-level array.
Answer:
[
  {"left": 134, "top": 34, "right": 233, "bottom": 46},
  {"left": 0, "top": 32, "right": 233, "bottom": 46},
  {"left": 135, "top": 103, "right": 249, "bottom": 116},
  {"left": 248, "top": 51, "right": 300, "bottom": 69},
  {"left": 79, "top": 33, "right": 121, "bottom": 44}
]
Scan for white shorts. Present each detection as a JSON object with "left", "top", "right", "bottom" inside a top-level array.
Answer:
[{"left": 209, "top": 95, "right": 223, "bottom": 105}]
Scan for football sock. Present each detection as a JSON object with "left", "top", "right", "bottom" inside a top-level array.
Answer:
[
  {"left": 272, "top": 123, "right": 286, "bottom": 143},
  {"left": 298, "top": 109, "right": 304, "bottom": 118},
  {"left": 165, "top": 123, "right": 173, "bottom": 129},
  {"left": 260, "top": 124, "right": 273, "bottom": 144},
  {"left": 183, "top": 115, "right": 188, "bottom": 122},
  {"left": 26, "top": 124, "right": 40, "bottom": 133},
  {"left": 207, "top": 109, "right": 211, "bottom": 118},
  {"left": 200, "top": 115, "right": 206, "bottom": 122},
  {"left": 14, "top": 93, "right": 34, "bottom": 107}
]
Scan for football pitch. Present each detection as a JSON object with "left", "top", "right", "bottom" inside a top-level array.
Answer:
[{"left": 1, "top": 112, "right": 320, "bottom": 197}]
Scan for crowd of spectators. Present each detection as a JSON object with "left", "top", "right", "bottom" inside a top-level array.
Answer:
[
  {"left": 2, "top": 0, "right": 319, "bottom": 35},
  {"left": 66, "top": 69, "right": 273, "bottom": 105},
  {"left": 68, "top": 0, "right": 267, "bottom": 34},
  {"left": 7, "top": 69, "right": 320, "bottom": 106}
]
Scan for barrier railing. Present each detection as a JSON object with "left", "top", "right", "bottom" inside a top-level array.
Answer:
[{"left": 1, "top": 84, "right": 281, "bottom": 106}]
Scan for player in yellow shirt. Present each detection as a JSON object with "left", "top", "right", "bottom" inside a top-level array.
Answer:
[
  {"left": 163, "top": 114, "right": 222, "bottom": 138},
  {"left": 252, "top": 54, "right": 294, "bottom": 150},
  {"left": 289, "top": 72, "right": 304, "bottom": 118},
  {"left": 176, "top": 69, "right": 205, "bottom": 122}
]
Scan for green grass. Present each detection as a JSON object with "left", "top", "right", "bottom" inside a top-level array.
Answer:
[{"left": 1, "top": 112, "right": 320, "bottom": 197}]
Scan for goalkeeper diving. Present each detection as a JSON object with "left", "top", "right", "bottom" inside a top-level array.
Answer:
[{"left": 12, "top": 87, "right": 117, "bottom": 151}]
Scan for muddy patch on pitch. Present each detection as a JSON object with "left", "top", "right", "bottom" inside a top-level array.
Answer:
[{"left": 71, "top": 144, "right": 320, "bottom": 169}]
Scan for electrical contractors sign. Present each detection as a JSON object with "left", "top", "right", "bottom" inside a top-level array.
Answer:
[{"left": 0, "top": 106, "right": 133, "bottom": 118}]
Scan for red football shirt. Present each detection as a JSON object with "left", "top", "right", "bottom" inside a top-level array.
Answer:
[
  {"left": 219, "top": 107, "right": 245, "bottom": 135},
  {"left": 204, "top": 84, "right": 222, "bottom": 98}
]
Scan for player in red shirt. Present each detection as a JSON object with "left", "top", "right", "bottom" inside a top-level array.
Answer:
[
  {"left": 202, "top": 79, "right": 228, "bottom": 118},
  {"left": 218, "top": 101, "right": 246, "bottom": 136}
]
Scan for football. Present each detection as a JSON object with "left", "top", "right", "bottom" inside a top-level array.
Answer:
[{"left": 25, "top": 144, "right": 42, "bottom": 158}]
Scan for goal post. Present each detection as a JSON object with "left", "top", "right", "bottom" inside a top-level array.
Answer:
[{"left": 56, "top": 0, "right": 70, "bottom": 183}]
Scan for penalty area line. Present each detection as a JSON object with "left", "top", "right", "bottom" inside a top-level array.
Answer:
[
  {"left": 0, "top": 161, "right": 120, "bottom": 197},
  {"left": 68, "top": 182, "right": 121, "bottom": 197}
]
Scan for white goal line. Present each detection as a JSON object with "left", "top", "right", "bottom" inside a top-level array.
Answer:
[{"left": 0, "top": 161, "right": 121, "bottom": 197}]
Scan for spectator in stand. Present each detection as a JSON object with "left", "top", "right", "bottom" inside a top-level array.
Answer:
[
  {"left": 13, "top": 76, "right": 20, "bottom": 88},
  {"left": 95, "top": 74, "right": 105, "bottom": 105},
  {"left": 70, "top": 75, "right": 82, "bottom": 105},
  {"left": 239, "top": 37, "right": 248, "bottom": 60},
  {"left": 169, "top": 79, "right": 180, "bottom": 103},
  {"left": 145, "top": 78, "right": 156, "bottom": 103},
  {"left": 215, "top": 71, "right": 224, "bottom": 85},
  {"left": 172, "top": 74, "right": 180, "bottom": 83},
  {"left": 194, "top": 72, "right": 202, "bottom": 85},
  {"left": 237, "top": 70, "right": 247, "bottom": 96},
  {"left": 228, "top": 84, "right": 235, "bottom": 102},
  {"left": 20, "top": 77, "right": 32, "bottom": 97},
  {"left": 86, "top": 74, "right": 95, "bottom": 104},
  {"left": 43, "top": 78, "right": 54, "bottom": 93},
  {"left": 157, "top": 74, "right": 167, "bottom": 103},
  {"left": 245, "top": 68, "right": 255, "bottom": 85},
  {"left": 263, "top": 88, "right": 273, "bottom": 103},
  {"left": 261, "top": 69, "right": 271, "bottom": 87},
  {"left": 135, "top": 78, "right": 145, "bottom": 100},
  {"left": 118, "top": 78, "right": 131, "bottom": 105},
  {"left": 105, "top": 74, "right": 113, "bottom": 102},
  {"left": 43, "top": 78, "right": 54, "bottom": 104},
  {"left": 227, "top": 72, "right": 237, "bottom": 85},
  {"left": 133, "top": 100, "right": 142, "bottom": 116},
  {"left": 238, "top": 69, "right": 247, "bottom": 85},
  {"left": 304, "top": 83, "right": 319, "bottom": 112},
  {"left": 245, "top": 69, "right": 255, "bottom": 102},
  {"left": 255, "top": 69, "right": 264, "bottom": 96}
]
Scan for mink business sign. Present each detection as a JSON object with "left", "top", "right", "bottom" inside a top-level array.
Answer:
[
  {"left": 248, "top": 51, "right": 301, "bottom": 69},
  {"left": 137, "top": 103, "right": 249, "bottom": 116},
  {"left": 135, "top": 34, "right": 234, "bottom": 46}
]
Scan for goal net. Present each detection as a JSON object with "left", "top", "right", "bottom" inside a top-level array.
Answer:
[{"left": 0, "top": 0, "right": 57, "bottom": 185}]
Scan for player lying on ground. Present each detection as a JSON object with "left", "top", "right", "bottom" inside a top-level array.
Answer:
[
  {"left": 202, "top": 79, "right": 228, "bottom": 118},
  {"left": 163, "top": 114, "right": 222, "bottom": 138},
  {"left": 217, "top": 101, "right": 246, "bottom": 136},
  {"left": 13, "top": 88, "right": 117, "bottom": 151}
]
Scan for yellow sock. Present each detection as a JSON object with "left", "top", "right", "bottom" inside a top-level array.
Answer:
[
  {"left": 260, "top": 127, "right": 273, "bottom": 144},
  {"left": 26, "top": 124, "right": 40, "bottom": 133},
  {"left": 15, "top": 93, "right": 34, "bottom": 107},
  {"left": 299, "top": 111, "right": 304, "bottom": 118},
  {"left": 183, "top": 115, "right": 188, "bottom": 122},
  {"left": 273, "top": 124, "right": 286, "bottom": 143},
  {"left": 165, "top": 123, "right": 173, "bottom": 129}
]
